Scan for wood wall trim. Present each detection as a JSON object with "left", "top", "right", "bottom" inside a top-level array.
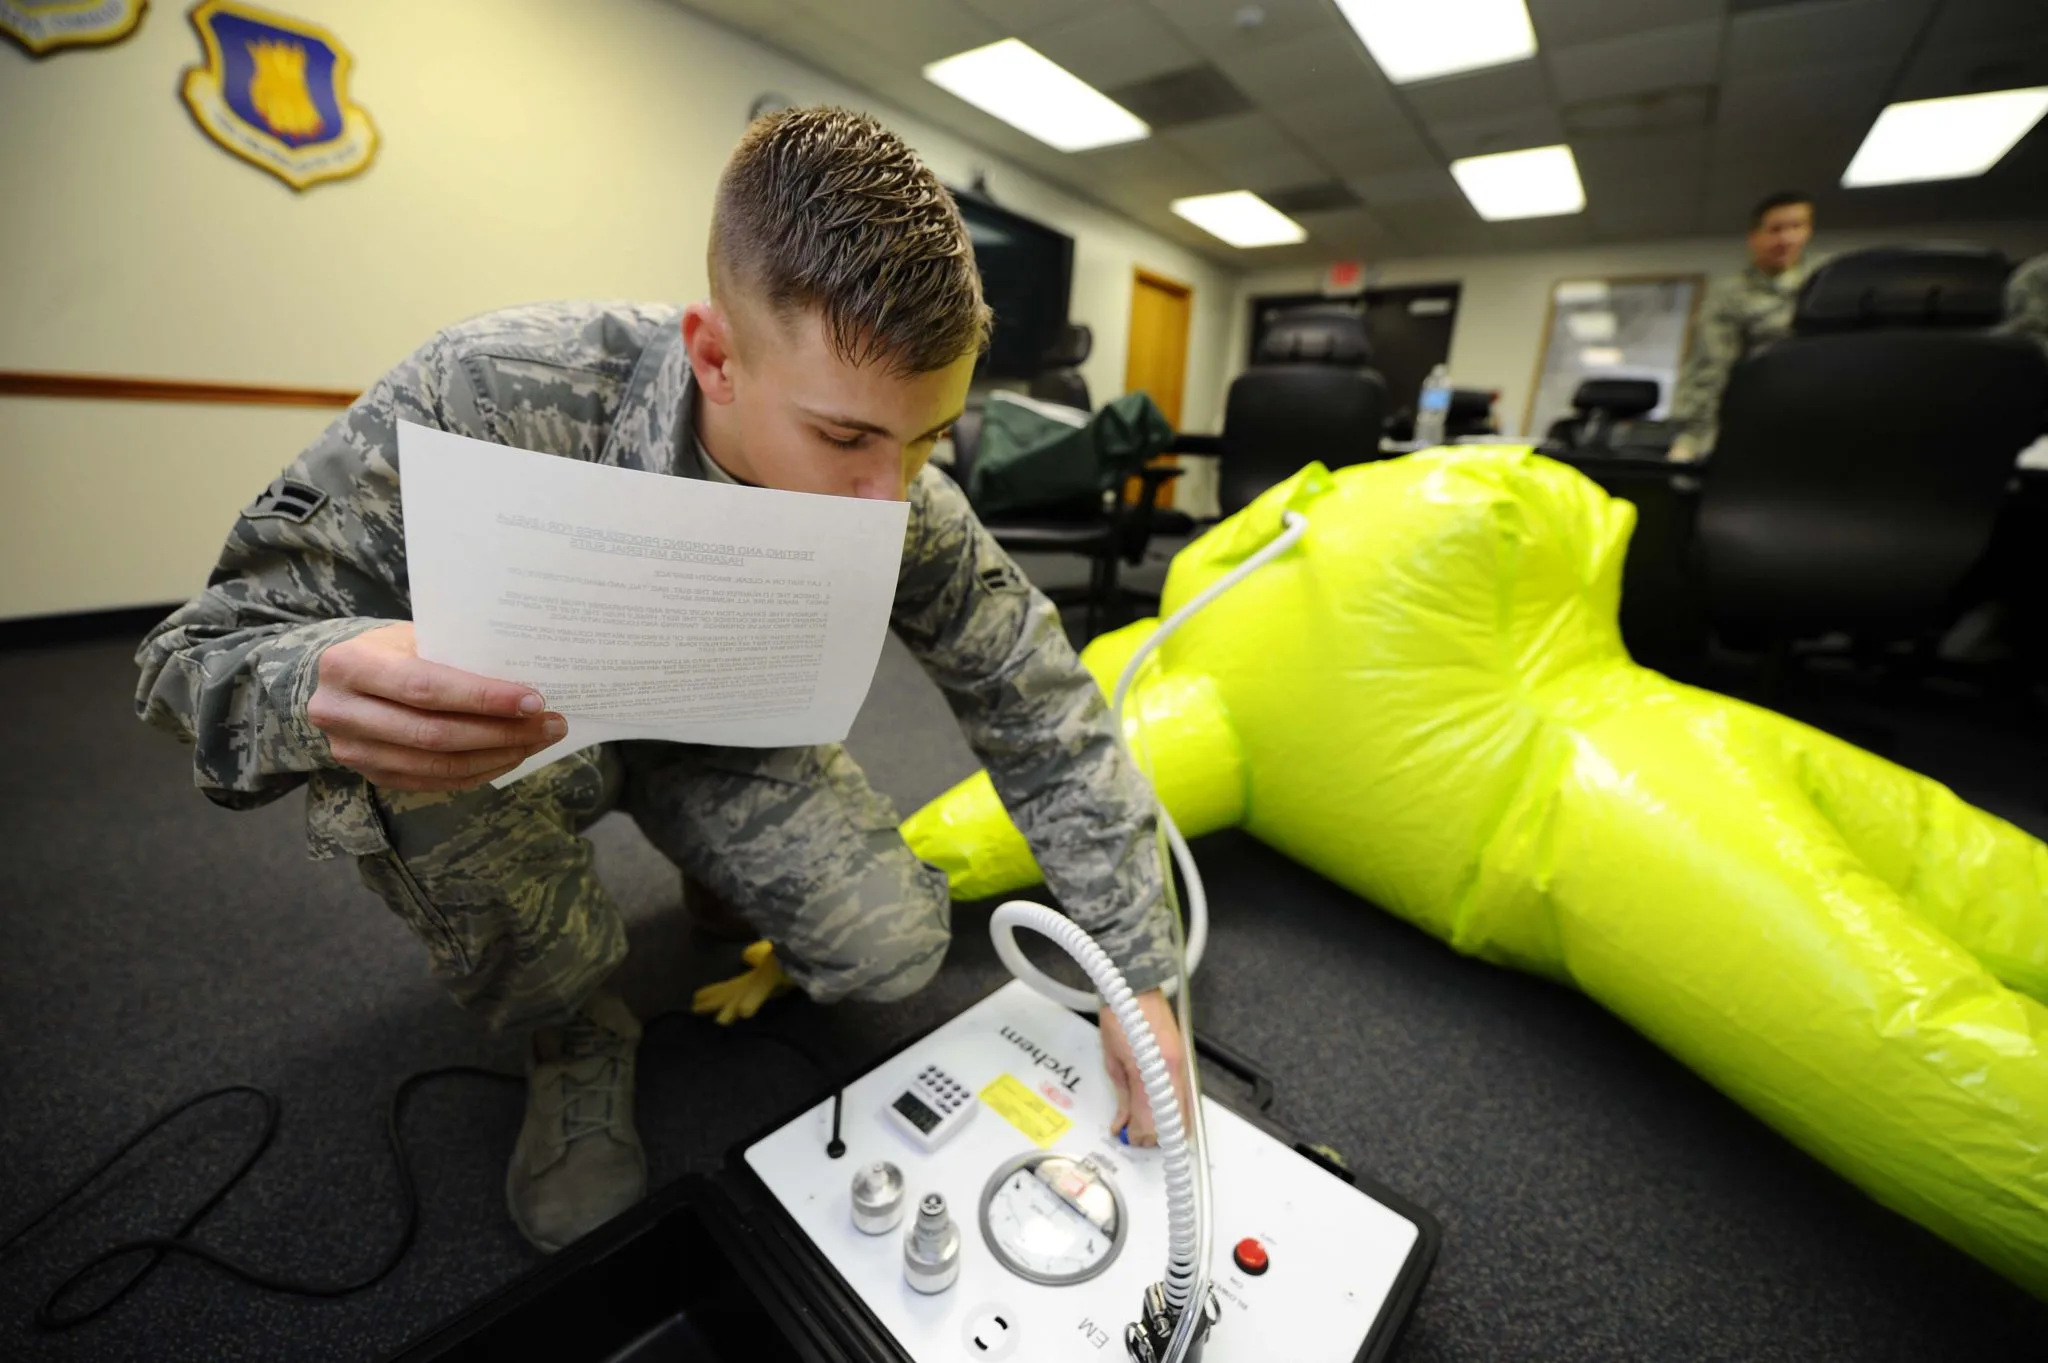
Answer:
[{"left": 0, "top": 370, "right": 359, "bottom": 408}]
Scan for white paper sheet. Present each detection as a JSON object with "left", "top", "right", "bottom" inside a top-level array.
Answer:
[{"left": 397, "top": 421, "right": 910, "bottom": 786}]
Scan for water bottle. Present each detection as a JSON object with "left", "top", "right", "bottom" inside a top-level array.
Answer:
[{"left": 1416, "top": 364, "right": 1451, "bottom": 447}]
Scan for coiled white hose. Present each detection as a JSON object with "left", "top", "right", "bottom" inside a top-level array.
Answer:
[
  {"left": 989, "top": 902, "right": 1201, "bottom": 1312},
  {"left": 989, "top": 509, "right": 1309, "bottom": 1358},
  {"left": 994, "top": 510, "right": 1311, "bottom": 1017}
]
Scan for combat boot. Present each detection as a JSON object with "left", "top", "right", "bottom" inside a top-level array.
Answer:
[{"left": 506, "top": 988, "right": 646, "bottom": 1251}]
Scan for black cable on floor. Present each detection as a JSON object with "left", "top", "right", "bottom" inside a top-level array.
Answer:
[{"left": 0, "top": 1012, "right": 835, "bottom": 1333}]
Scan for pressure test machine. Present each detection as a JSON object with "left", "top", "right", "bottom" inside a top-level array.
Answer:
[{"left": 390, "top": 513, "right": 1439, "bottom": 1363}]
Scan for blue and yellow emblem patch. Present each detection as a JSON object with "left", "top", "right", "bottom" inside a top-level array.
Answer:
[
  {"left": 179, "top": 0, "right": 376, "bottom": 191},
  {"left": 0, "top": 0, "right": 148, "bottom": 56}
]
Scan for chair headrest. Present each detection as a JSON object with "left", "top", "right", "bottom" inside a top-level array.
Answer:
[
  {"left": 1256, "top": 305, "right": 1372, "bottom": 365},
  {"left": 1448, "top": 387, "right": 1495, "bottom": 420},
  {"left": 1572, "top": 377, "right": 1659, "bottom": 418},
  {"left": 1794, "top": 246, "right": 2012, "bottom": 334},
  {"left": 1039, "top": 322, "right": 1092, "bottom": 369}
]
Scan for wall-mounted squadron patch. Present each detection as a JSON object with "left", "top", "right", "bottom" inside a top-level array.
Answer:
[{"left": 179, "top": 0, "right": 377, "bottom": 191}]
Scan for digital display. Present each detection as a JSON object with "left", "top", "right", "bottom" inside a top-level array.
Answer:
[{"left": 892, "top": 1091, "right": 939, "bottom": 1134}]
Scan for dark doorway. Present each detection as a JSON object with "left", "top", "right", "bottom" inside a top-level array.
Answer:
[{"left": 1247, "top": 283, "right": 1462, "bottom": 430}]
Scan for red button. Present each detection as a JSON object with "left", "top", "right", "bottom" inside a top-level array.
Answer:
[{"left": 1233, "top": 1238, "right": 1269, "bottom": 1275}]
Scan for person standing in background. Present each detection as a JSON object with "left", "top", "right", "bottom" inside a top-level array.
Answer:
[
  {"left": 1669, "top": 191, "right": 1817, "bottom": 462},
  {"left": 2000, "top": 252, "right": 2048, "bottom": 354}
]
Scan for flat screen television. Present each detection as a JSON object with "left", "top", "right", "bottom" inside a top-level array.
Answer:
[{"left": 952, "top": 190, "right": 1074, "bottom": 379}]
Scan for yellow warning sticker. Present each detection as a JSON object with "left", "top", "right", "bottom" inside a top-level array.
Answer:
[{"left": 980, "top": 1073, "right": 1072, "bottom": 1148}]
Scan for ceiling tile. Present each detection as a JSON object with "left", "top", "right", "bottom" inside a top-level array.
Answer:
[
  {"left": 1266, "top": 76, "right": 1417, "bottom": 144},
  {"left": 1061, "top": 138, "right": 1222, "bottom": 197},
  {"left": 1030, "top": 3, "right": 1204, "bottom": 90},
  {"left": 1265, "top": 180, "right": 1365, "bottom": 213},
  {"left": 1162, "top": 111, "right": 1326, "bottom": 190},
  {"left": 1563, "top": 86, "right": 1716, "bottom": 134},
  {"left": 1710, "top": 117, "right": 1864, "bottom": 183},
  {"left": 1548, "top": 20, "right": 1724, "bottom": 104},
  {"left": 1526, "top": 0, "right": 1727, "bottom": 49},
  {"left": 1716, "top": 56, "right": 1893, "bottom": 132},
  {"left": 1401, "top": 59, "right": 1553, "bottom": 125},
  {"left": 1309, "top": 120, "right": 1446, "bottom": 180},
  {"left": 1376, "top": 197, "right": 1484, "bottom": 242},
  {"left": 1572, "top": 126, "right": 1713, "bottom": 179},
  {"left": 1723, "top": 0, "right": 1933, "bottom": 72},
  {"left": 958, "top": 0, "right": 1102, "bottom": 34},
  {"left": 786, "top": 0, "right": 1001, "bottom": 67},
  {"left": 1152, "top": 0, "right": 1348, "bottom": 59},
  {"left": 1924, "top": 0, "right": 2048, "bottom": 46},
  {"left": 1350, "top": 165, "right": 1465, "bottom": 207},
  {"left": 1588, "top": 192, "right": 1705, "bottom": 241},
  {"left": 1893, "top": 38, "right": 2048, "bottom": 101},
  {"left": 1289, "top": 205, "right": 1400, "bottom": 253},
  {"left": 1106, "top": 65, "right": 1255, "bottom": 130},
  {"left": 1429, "top": 106, "right": 1569, "bottom": 159},
  {"left": 1464, "top": 215, "right": 1597, "bottom": 253},
  {"left": 1581, "top": 162, "right": 1704, "bottom": 230},
  {"left": 765, "top": 15, "right": 912, "bottom": 92},
  {"left": 1210, "top": 28, "right": 1388, "bottom": 107}
]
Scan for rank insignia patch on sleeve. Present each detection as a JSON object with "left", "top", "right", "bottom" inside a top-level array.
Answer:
[{"left": 243, "top": 475, "right": 328, "bottom": 523}]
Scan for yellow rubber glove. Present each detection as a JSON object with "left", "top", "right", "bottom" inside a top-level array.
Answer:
[{"left": 692, "top": 939, "right": 793, "bottom": 1025}]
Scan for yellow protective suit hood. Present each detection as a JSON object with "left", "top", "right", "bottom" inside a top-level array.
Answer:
[{"left": 903, "top": 449, "right": 2048, "bottom": 1298}]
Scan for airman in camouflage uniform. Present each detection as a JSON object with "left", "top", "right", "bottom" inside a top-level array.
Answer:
[
  {"left": 135, "top": 107, "right": 1183, "bottom": 1253},
  {"left": 1670, "top": 191, "right": 1817, "bottom": 457},
  {"left": 2001, "top": 252, "right": 2048, "bottom": 354},
  {"left": 136, "top": 303, "right": 1177, "bottom": 1247},
  {"left": 138, "top": 302, "right": 1174, "bottom": 1017}
]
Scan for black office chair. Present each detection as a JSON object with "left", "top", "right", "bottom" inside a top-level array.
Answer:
[
  {"left": 1446, "top": 387, "right": 1500, "bottom": 441},
  {"left": 1219, "top": 305, "right": 1387, "bottom": 517},
  {"left": 1543, "top": 377, "right": 1661, "bottom": 456},
  {"left": 1028, "top": 324, "right": 1092, "bottom": 411},
  {"left": 1697, "top": 245, "right": 2048, "bottom": 692},
  {"left": 947, "top": 405, "right": 1180, "bottom": 639}
]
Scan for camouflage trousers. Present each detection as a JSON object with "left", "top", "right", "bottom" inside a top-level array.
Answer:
[{"left": 355, "top": 741, "right": 952, "bottom": 1033}]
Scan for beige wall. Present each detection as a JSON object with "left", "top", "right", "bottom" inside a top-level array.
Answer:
[
  {"left": 0, "top": 0, "right": 1238, "bottom": 619},
  {"left": 1229, "top": 221, "right": 2048, "bottom": 438}
]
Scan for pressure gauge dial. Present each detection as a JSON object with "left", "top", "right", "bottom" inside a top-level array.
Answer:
[{"left": 978, "top": 1151, "right": 1127, "bottom": 1286}]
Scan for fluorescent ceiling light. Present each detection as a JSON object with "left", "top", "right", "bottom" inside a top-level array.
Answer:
[
  {"left": 923, "top": 39, "right": 1148, "bottom": 152},
  {"left": 1334, "top": 0, "right": 1537, "bottom": 84},
  {"left": 1451, "top": 144, "right": 1585, "bottom": 221},
  {"left": 1566, "top": 310, "right": 1617, "bottom": 342},
  {"left": 1842, "top": 87, "right": 2048, "bottom": 187},
  {"left": 1555, "top": 280, "right": 1609, "bottom": 305},
  {"left": 1580, "top": 347, "right": 1625, "bottom": 368},
  {"left": 1169, "top": 191, "right": 1307, "bottom": 248}
]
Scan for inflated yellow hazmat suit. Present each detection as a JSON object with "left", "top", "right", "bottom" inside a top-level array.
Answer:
[{"left": 903, "top": 450, "right": 2048, "bottom": 1299}]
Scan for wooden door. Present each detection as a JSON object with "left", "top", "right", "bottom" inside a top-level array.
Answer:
[{"left": 1124, "top": 268, "right": 1193, "bottom": 505}]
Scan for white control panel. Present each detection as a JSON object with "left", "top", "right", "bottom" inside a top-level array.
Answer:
[{"left": 744, "top": 982, "right": 1425, "bottom": 1363}]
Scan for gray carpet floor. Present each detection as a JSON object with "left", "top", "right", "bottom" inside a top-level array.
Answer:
[{"left": 5, "top": 576, "right": 2048, "bottom": 1362}]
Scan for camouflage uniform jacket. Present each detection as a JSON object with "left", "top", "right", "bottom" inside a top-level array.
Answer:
[
  {"left": 135, "top": 302, "right": 1177, "bottom": 993},
  {"left": 2000, "top": 253, "right": 2048, "bottom": 354},
  {"left": 1670, "top": 260, "right": 1810, "bottom": 450}
]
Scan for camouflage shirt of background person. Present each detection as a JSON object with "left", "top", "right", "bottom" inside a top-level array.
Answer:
[
  {"left": 1669, "top": 262, "right": 1810, "bottom": 455},
  {"left": 133, "top": 300, "right": 1180, "bottom": 993},
  {"left": 2001, "top": 253, "right": 2048, "bottom": 356},
  {"left": 1670, "top": 191, "right": 1817, "bottom": 458}
]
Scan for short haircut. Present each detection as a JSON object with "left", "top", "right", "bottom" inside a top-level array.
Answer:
[
  {"left": 709, "top": 106, "right": 992, "bottom": 376},
  {"left": 1749, "top": 190, "right": 1814, "bottom": 229}
]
